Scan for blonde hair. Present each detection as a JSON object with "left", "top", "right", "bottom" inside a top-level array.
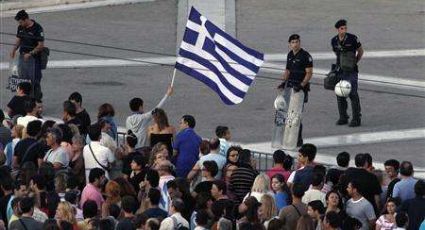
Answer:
[
  {"left": 260, "top": 194, "right": 277, "bottom": 220},
  {"left": 251, "top": 173, "right": 271, "bottom": 193},
  {"left": 13, "top": 125, "right": 25, "bottom": 139},
  {"left": 57, "top": 201, "right": 77, "bottom": 224}
]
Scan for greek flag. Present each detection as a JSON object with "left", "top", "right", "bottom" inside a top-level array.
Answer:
[{"left": 175, "top": 7, "right": 264, "bottom": 105}]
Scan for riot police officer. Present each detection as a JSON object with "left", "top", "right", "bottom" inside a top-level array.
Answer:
[
  {"left": 331, "top": 19, "right": 364, "bottom": 127},
  {"left": 279, "top": 34, "right": 313, "bottom": 146}
]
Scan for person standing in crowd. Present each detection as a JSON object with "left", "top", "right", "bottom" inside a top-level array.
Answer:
[
  {"left": 279, "top": 184, "right": 308, "bottom": 230},
  {"left": 97, "top": 103, "right": 117, "bottom": 140},
  {"left": 43, "top": 127, "right": 69, "bottom": 171},
  {"left": 16, "top": 98, "right": 43, "bottom": 128},
  {"left": 229, "top": 149, "right": 258, "bottom": 203},
  {"left": 10, "top": 10, "right": 45, "bottom": 100},
  {"left": 9, "top": 197, "right": 42, "bottom": 230},
  {"left": 271, "top": 174, "right": 292, "bottom": 210},
  {"left": 126, "top": 86, "right": 173, "bottom": 148},
  {"left": 215, "top": 126, "right": 231, "bottom": 157},
  {"left": 188, "top": 138, "right": 226, "bottom": 180},
  {"left": 83, "top": 124, "right": 115, "bottom": 181},
  {"left": 173, "top": 115, "right": 202, "bottom": 178},
  {"left": 375, "top": 198, "right": 398, "bottom": 230},
  {"left": 287, "top": 143, "right": 317, "bottom": 191},
  {"left": 116, "top": 196, "right": 138, "bottom": 230},
  {"left": 332, "top": 19, "right": 364, "bottom": 127},
  {"left": 148, "top": 108, "right": 176, "bottom": 153},
  {"left": 80, "top": 168, "right": 105, "bottom": 210},
  {"left": 68, "top": 92, "right": 91, "bottom": 137},
  {"left": 159, "top": 198, "right": 189, "bottom": 229},
  {"left": 399, "top": 180, "right": 425, "bottom": 230},
  {"left": 324, "top": 151, "right": 350, "bottom": 193},
  {"left": 267, "top": 150, "right": 292, "bottom": 182},
  {"left": 392, "top": 161, "right": 417, "bottom": 203},
  {"left": 302, "top": 172, "right": 326, "bottom": 205},
  {"left": 345, "top": 180, "right": 376, "bottom": 230},
  {"left": 7, "top": 82, "right": 32, "bottom": 118},
  {"left": 278, "top": 34, "right": 313, "bottom": 146},
  {"left": 62, "top": 101, "right": 82, "bottom": 136},
  {"left": 383, "top": 159, "right": 400, "bottom": 200}
]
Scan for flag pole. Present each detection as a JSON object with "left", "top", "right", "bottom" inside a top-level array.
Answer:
[{"left": 171, "top": 68, "right": 177, "bottom": 87}]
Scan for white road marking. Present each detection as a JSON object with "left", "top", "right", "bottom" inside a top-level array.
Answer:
[{"left": 0, "top": 0, "right": 155, "bottom": 18}]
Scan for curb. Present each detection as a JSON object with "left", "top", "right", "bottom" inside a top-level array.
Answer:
[{"left": 1, "top": 0, "right": 101, "bottom": 11}]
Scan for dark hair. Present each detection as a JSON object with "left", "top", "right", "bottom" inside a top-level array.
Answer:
[
  {"left": 148, "top": 188, "right": 161, "bottom": 205},
  {"left": 243, "top": 196, "right": 261, "bottom": 223},
  {"left": 134, "top": 214, "right": 148, "bottom": 229},
  {"left": 267, "top": 218, "right": 284, "bottom": 230},
  {"left": 59, "top": 221, "right": 73, "bottom": 230},
  {"left": 311, "top": 172, "right": 324, "bottom": 187},
  {"left": 414, "top": 179, "right": 425, "bottom": 196},
  {"left": 68, "top": 92, "right": 82, "bottom": 104},
  {"left": 299, "top": 143, "right": 317, "bottom": 162},
  {"left": 308, "top": 200, "right": 325, "bottom": 214},
  {"left": 24, "top": 98, "right": 36, "bottom": 114},
  {"left": 342, "top": 216, "right": 362, "bottom": 230},
  {"left": 273, "top": 150, "right": 286, "bottom": 164},
  {"left": 196, "top": 209, "right": 209, "bottom": 226},
  {"left": 271, "top": 174, "right": 292, "bottom": 204},
  {"left": 109, "top": 203, "right": 121, "bottom": 219},
  {"left": 26, "top": 119, "right": 42, "bottom": 137},
  {"left": 97, "top": 103, "right": 115, "bottom": 118},
  {"left": 384, "top": 159, "right": 400, "bottom": 172},
  {"left": 203, "top": 160, "right": 219, "bottom": 177},
  {"left": 313, "top": 164, "right": 326, "bottom": 177},
  {"left": 288, "top": 34, "right": 300, "bottom": 42},
  {"left": 226, "top": 146, "right": 242, "bottom": 162},
  {"left": 283, "top": 154, "right": 293, "bottom": 170},
  {"left": 349, "top": 180, "right": 361, "bottom": 191},
  {"left": 182, "top": 115, "right": 196, "bottom": 128},
  {"left": 125, "top": 132, "right": 138, "bottom": 148},
  {"left": 238, "top": 149, "right": 252, "bottom": 165},
  {"left": 40, "top": 120, "right": 56, "bottom": 139},
  {"left": 42, "top": 219, "right": 60, "bottom": 230},
  {"left": 325, "top": 190, "right": 344, "bottom": 210},
  {"left": 0, "top": 109, "right": 4, "bottom": 123},
  {"left": 82, "top": 200, "right": 98, "bottom": 219},
  {"left": 212, "top": 180, "right": 227, "bottom": 195},
  {"left": 57, "top": 124, "right": 72, "bottom": 144},
  {"left": 395, "top": 212, "right": 408, "bottom": 228},
  {"left": 88, "top": 123, "right": 102, "bottom": 141},
  {"left": 88, "top": 168, "right": 105, "bottom": 183},
  {"left": 215, "top": 126, "right": 229, "bottom": 138},
  {"left": 121, "top": 195, "right": 138, "bottom": 213},
  {"left": 63, "top": 100, "right": 77, "bottom": 117},
  {"left": 354, "top": 153, "right": 366, "bottom": 167},
  {"left": 200, "top": 140, "right": 210, "bottom": 155},
  {"left": 31, "top": 174, "right": 46, "bottom": 190},
  {"left": 172, "top": 198, "right": 185, "bottom": 212},
  {"left": 334, "top": 19, "right": 347, "bottom": 29},
  {"left": 17, "top": 82, "right": 32, "bottom": 95},
  {"left": 132, "top": 155, "right": 146, "bottom": 168},
  {"left": 363, "top": 153, "right": 372, "bottom": 167},
  {"left": 336, "top": 152, "right": 350, "bottom": 167},
  {"left": 64, "top": 191, "right": 78, "bottom": 204},
  {"left": 0, "top": 176, "right": 14, "bottom": 191},
  {"left": 292, "top": 183, "right": 305, "bottom": 198},
  {"left": 195, "top": 192, "right": 212, "bottom": 210},
  {"left": 145, "top": 169, "right": 160, "bottom": 188},
  {"left": 129, "top": 98, "right": 143, "bottom": 112},
  {"left": 209, "top": 138, "right": 220, "bottom": 150},
  {"left": 325, "top": 211, "right": 341, "bottom": 228},
  {"left": 399, "top": 161, "right": 413, "bottom": 176},
  {"left": 20, "top": 197, "right": 34, "bottom": 213}
]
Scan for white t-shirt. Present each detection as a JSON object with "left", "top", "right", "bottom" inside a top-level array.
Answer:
[
  {"left": 83, "top": 141, "right": 115, "bottom": 181},
  {"left": 199, "top": 152, "right": 227, "bottom": 179},
  {"left": 44, "top": 147, "right": 70, "bottom": 167},
  {"left": 17, "top": 115, "right": 43, "bottom": 128}
]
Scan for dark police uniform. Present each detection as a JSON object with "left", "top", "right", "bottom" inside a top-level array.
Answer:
[
  {"left": 331, "top": 32, "right": 362, "bottom": 124},
  {"left": 284, "top": 48, "right": 313, "bottom": 145},
  {"left": 16, "top": 20, "right": 44, "bottom": 99}
]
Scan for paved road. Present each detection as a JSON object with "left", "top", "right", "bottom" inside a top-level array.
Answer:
[{"left": 1, "top": 0, "right": 424, "bottom": 166}]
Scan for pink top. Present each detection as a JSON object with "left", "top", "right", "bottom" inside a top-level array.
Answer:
[
  {"left": 80, "top": 183, "right": 104, "bottom": 209},
  {"left": 267, "top": 166, "right": 291, "bottom": 182}
]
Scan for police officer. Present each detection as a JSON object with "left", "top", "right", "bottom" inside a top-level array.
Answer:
[
  {"left": 10, "top": 10, "right": 45, "bottom": 100},
  {"left": 279, "top": 34, "right": 313, "bottom": 146},
  {"left": 331, "top": 19, "right": 364, "bottom": 127}
]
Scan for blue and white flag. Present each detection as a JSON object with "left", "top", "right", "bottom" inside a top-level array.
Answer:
[{"left": 175, "top": 7, "right": 264, "bottom": 105}]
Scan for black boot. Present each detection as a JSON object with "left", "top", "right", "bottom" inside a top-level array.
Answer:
[
  {"left": 349, "top": 117, "right": 361, "bottom": 127},
  {"left": 349, "top": 91, "right": 361, "bottom": 127},
  {"left": 336, "top": 96, "right": 349, "bottom": 125}
]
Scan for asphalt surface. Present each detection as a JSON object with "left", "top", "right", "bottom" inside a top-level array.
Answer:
[{"left": 0, "top": 0, "right": 424, "bottom": 166}]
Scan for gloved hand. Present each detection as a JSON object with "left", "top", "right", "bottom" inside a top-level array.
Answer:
[
  {"left": 277, "top": 81, "right": 286, "bottom": 90},
  {"left": 293, "top": 84, "right": 302, "bottom": 92}
]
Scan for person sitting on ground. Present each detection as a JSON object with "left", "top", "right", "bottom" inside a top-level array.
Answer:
[
  {"left": 215, "top": 126, "right": 231, "bottom": 157},
  {"left": 126, "top": 86, "right": 173, "bottom": 148}
]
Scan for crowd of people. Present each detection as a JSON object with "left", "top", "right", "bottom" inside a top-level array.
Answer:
[{"left": 0, "top": 81, "right": 424, "bottom": 230}]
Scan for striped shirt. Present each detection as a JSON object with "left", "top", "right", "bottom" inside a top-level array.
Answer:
[{"left": 229, "top": 166, "right": 258, "bottom": 202}]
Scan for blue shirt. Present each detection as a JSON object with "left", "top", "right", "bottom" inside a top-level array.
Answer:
[
  {"left": 393, "top": 177, "right": 418, "bottom": 202},
  {"left": 173, "top": 128, "right": 202, "bottom": 178},
  {"left": 275, "top": 191, "right": 289, "bottom": 211}
]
